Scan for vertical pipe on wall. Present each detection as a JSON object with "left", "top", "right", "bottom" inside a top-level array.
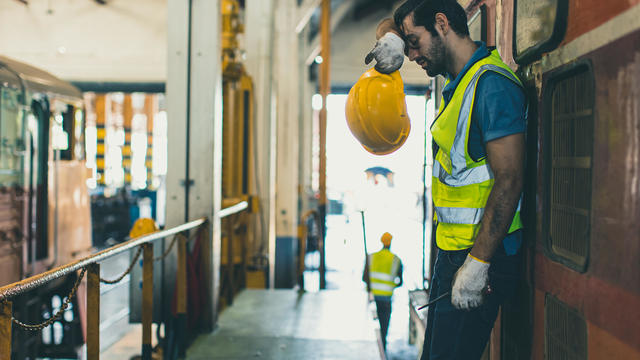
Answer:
[
  {"left": 318, "top": 0, "right": 330, "bottom": 290},
  {"left": 176, "top": 235, "right": 187, "bottom": 356}
]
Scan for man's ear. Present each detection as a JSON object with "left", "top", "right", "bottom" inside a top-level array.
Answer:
[{"left": 434, "top": 12, "right": 449, "bottom": 36}]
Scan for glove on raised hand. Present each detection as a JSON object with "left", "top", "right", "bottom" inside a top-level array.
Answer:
[
  {"left": 451, "top": 254, "right": 490, "bottom": 310},
  {"left": 364, "top": 32, "right": 405, "bottom": 74}
]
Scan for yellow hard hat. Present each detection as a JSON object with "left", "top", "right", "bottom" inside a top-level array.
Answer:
[
  {"left": 129, "top": 218, "right": 158, "bottom": 238},
  {"left": 381, "top": 232, "right": 393, "bottom": 246},
  {"left": 345, "top": 69, "right": 410, "bottom": 155}
]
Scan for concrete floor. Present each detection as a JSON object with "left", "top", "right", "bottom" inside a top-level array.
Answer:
[{"left": 186, "top": 289, "right": 381, "bottom": 360}]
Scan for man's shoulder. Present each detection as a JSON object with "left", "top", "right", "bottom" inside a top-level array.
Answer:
[{"left": 477, "top": 70, "right": 524, "bottom": 95}]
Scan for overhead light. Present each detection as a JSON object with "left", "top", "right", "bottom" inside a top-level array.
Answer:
[{"left": 315, "top": 56, "right": 323, "bottom": 64}]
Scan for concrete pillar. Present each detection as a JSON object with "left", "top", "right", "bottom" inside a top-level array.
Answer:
[
  {"left": 244, "top": 0, "right": 277, "bottom": 288},
  {"left": 298, "top": 25, "right": 314, "bottom": 218},
  {"left": 273, "top": 0, "right": 301, "bottom": 288},
  {"left": 166, "top": 0, "right": 222, "bottom": 329}
]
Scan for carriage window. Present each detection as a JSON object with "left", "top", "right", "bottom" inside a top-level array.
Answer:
[
  {"left": 514, "top": 0, "right": 567, "bottom": 64},
  {"left": 74, "top": 108, "right": 85, "bottom": 160},
  {"left": 547, "top": 66, "right": 593, "bottom": 271},
  {"left": 0, "top": 87, "right": 24, "bottom": 185},
  {"left": 545, "top": 295, "right": 587, "bottom": 360}
]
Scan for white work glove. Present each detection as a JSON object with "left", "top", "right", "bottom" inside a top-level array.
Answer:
[
  {"left": 451, "top": 254, "right": 490, "bottom": 310},
  {"left": 364, "top": 32, "right": 405, "bottom": 74}
]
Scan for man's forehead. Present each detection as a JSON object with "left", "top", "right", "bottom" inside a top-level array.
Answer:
[{"left": 401, "top": 13, "right": 417, "bottom": 35}]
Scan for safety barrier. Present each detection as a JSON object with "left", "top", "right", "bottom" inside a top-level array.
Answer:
[{"left": 0, "top": 201, "right": 249, "bottom": 360}]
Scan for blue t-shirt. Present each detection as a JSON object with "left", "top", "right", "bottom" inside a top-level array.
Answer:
[{"left": 439, "top": 42, "right": 526, "bottom": 255}]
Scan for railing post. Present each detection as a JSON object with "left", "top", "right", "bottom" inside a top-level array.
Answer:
[
  {"left": 297, "top": 222, "right": 306, "bottom": 290},
  {"left": 226, "top": 218, "right": 234, "bottom": 306},
  {"left": 87, "top": 264, "right": 100, "bottom": 359},
  {"left": 177, "top": 234, "right": 187, "bottom": 357},
  {"left": 0, "top": 300, "right": 12, "bottom": 358},
  {"left": 200, "top": 224, "right": 213, "bottom": 331},
  {"left": 142, "top": 243, "right": 153, "bottom": 360}
]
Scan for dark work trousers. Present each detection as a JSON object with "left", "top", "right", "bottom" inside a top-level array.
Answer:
[
  {"left": 375, "top": 297, "right": 392, "bottom": 350},
  {"left": 421, "top": 245, "right": 520, "bottom": 360}
]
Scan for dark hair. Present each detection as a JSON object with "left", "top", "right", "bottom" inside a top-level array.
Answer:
[{"left": 394, "top": 0, "right": 469, "bottom": 37}]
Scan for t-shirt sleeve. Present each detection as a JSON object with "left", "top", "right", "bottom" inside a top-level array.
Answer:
[{"left": 474, "top": 72, "right": 527, "bottom": 143}]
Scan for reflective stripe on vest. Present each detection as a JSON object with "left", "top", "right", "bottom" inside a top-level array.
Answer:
[
  {"left": 368, "top": 250, "right": 400, "bottom": 297},
  {"left": 431, "top": 50, "right": 524, "bottom": 250}
]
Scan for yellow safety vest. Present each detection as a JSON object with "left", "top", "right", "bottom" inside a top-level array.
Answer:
[
  {"left": 431, "top": 49, "right": 523, "bottom": 251},
  {"left": 368, "top": 249, "right": 401, "bottom": 297}
]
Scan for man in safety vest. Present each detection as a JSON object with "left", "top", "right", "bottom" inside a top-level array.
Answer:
[
  {"left": 363, "top": 1, "right": 526, "bottom": 359},
  {"left": 362, "top": 232, "right": 403, "bottom": 352}
]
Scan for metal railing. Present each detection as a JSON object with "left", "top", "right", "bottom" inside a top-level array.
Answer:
[
  {"left": 0, "top": 217, "right": 207, "bottom": 360},
  {"left": 220, "top": 199, "right": 250, "bottom": 307}
]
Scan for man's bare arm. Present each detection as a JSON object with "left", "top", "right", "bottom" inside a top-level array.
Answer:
[
  {"left": 470, "top": 133, "right": 525, "bottom": 262},
  {"left": 376, "top": 18, "right": 402, "bottom": 39}
]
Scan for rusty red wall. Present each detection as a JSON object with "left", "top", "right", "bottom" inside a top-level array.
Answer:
[
  {"left": 533, "top": 29, "right": 640, "bottom": 358},
  {"left": 564, "top": 0, "right": 640, "bottom": 44}
]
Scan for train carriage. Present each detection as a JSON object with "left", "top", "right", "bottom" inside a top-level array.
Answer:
[
  {"left": 455, "top": 0, "right": 640, "bottom": 358},
  {"left": 0, "top": 55, "right": 91, "bottom": 358}
]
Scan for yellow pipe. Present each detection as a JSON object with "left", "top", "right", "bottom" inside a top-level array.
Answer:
[
  {"left": 318, "top": 0, "right": 331, "bottom": 291},
  {"left": 319, "top": 0, "right": 330, "bottom": 208}
]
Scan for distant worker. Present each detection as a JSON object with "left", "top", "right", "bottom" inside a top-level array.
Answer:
[
  {"left": 349, "top": 0, "right": 527, "bottom": 359},
  {"left": 363, "top": 232, "right": 403, "bottom": 352}
]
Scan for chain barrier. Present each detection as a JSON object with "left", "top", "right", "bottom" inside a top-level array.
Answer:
[
  {"left": 154, "top": 230, "right": 200, "bottom": 261},
  {"left": 9, "top": 267, "right": 87, "bottom": 331},
  {"left": 154, "top": 234, "right": 180, "bottom": 261},
  {"left": 4, "top": 225, "right": 205, "bottom": 331},
  {"left": 100, "top": 246, "right": 143, "bottom": 285}
]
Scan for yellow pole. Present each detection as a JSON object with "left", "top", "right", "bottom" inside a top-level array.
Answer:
[
  {"left": 318, "top": 0, "right": 331, "bottom": 290},
  {"left": 87, "top": 264, "right": 100, "bottom": 359},
  {"left": 95, "top": 94, "right": 107, "bottom": 185},
  {"left": 142, "top": 244, "right": 153, "bottom": 360},
  {"left": 0, "top": 300, "right": 12, "bottom": 358}
]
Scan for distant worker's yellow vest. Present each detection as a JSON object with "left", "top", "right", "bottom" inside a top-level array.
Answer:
[
  {"left": 431, "top": 49, "right": 523, "bottom": 250},
  {"left": 368, "top": 249, "right": 401, "bottom": 297}
]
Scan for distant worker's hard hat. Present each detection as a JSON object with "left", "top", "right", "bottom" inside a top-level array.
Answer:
[
  {"left": 345, "top": 69, "right": 410, "bottom": 155},
  {"left": 381, "top": 232, "right": 393, "bottom": 246}
]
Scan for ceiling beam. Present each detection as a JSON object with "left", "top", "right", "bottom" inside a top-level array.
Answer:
[
  {"left": 305, "top": 0, "right": 355, "bottom": 65},
  {"left": 296, "top": 0, "right": 322, "bottom": 34}
]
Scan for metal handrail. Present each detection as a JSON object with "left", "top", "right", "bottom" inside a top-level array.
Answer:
[
  {"left": 0, "top": 217, "right": 207, "bottom": 301},
  {"left": 219, "top": 200, "right": 248, "bottom": 218}
]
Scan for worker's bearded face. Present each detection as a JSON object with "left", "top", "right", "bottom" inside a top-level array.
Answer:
[
  {"left": 415, "top": 33, "right": 446, "bottom": 77},
  {"left": 402, "top": 15, "right": 448, "bottom": 77}
]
